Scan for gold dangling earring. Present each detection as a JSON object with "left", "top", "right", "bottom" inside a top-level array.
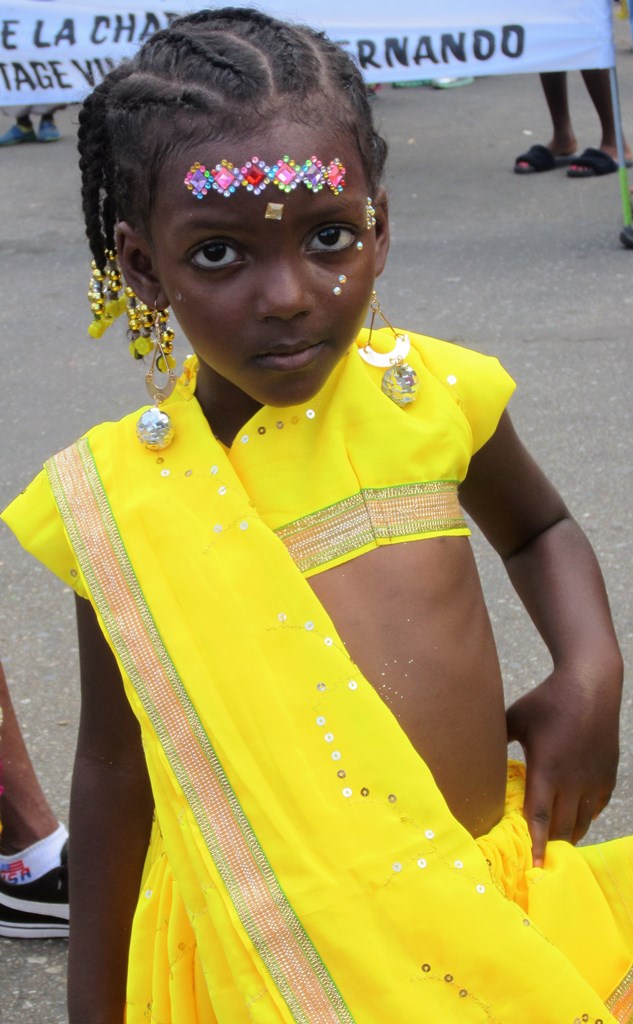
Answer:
[
  {"left": 86, "top": 250, "right": 179, "bottom": 448},
  {"left": 135, "top": 303, "right": 178, "bottom": 450},
  {"left": 357, "top": 291, "right": 419, "bottom": 407}
]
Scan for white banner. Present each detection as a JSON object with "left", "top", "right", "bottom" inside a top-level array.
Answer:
[{"left": 0, "top": 0, "right": 616, "bottom": 106}]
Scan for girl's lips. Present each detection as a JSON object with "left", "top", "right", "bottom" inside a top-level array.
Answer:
[{"left": 255, "top": 341, "right": 325, "bottom": 372}]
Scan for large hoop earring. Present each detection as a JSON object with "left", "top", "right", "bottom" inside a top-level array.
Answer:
[{"left": 357, "top": 291, "right": 419, "bottom": 407}]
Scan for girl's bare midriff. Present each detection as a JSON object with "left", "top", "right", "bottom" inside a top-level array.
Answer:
[{"left": 309, "top": 536, "right": 508, "bottom": 837}]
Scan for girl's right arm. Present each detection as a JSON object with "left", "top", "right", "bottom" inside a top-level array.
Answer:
[{"left": 68, "top": 596, "right": 154, "bottom": 1024}]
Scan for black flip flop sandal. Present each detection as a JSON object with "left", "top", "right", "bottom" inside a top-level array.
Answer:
[
  {"left": 566, "top": 147, "right": 620, "bottom": 178},
  {"left": 514, "top": 144, "right": 575, "bottom": 175}
]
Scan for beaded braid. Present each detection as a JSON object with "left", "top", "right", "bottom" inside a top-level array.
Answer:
[{"left": 78, "top": 79, "right": 118, "bottom": 271}]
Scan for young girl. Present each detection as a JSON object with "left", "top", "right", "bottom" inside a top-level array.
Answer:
[{"left": 2, "top": 8, "right": 632, "bottom": 1023}]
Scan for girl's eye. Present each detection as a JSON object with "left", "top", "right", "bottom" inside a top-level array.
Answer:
[
  {"left": 308, "top": 226, "right": 355, "bottom": 252},
  {"left": 191, "top": 242, "right": 240, "bottom": 269}
]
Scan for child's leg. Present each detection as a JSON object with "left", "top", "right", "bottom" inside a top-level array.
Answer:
[
  {"left": 0, "top": 658, "right": 69, "bottom": 937},
  {"left": 0, "top": 658, "right": 59, "bottom": 854}
]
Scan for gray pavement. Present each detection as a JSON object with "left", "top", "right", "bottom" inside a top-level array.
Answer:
[{"left": 1, "top": 15, "right": 633, "bottom": 1021}]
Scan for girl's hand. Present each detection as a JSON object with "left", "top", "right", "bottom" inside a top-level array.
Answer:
[{"left": 506, "top": 665, "right": 621, "bottom": 867}]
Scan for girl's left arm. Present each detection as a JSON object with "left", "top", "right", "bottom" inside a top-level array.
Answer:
[{"left": 459, "top": 411, "right": 624, "bottom": 867}]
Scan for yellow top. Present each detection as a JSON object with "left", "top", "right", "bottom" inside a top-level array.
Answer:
[{"left": 2, "top": 328, "right": 515, "bottom": 591}]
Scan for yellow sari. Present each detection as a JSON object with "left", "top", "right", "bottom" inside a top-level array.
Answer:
[{"left": 3, "top": 331, "right": 633, "bottom": 1023}]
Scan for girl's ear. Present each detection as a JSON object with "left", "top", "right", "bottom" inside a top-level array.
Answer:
[
  {"left": 116, "top": 222, "right": 169, "bottom": 309},
  {"left": 372, "top": 187, "right": 390, "bottom": 279}
]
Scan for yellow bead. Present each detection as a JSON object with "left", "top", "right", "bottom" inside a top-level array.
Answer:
[
  {"left": 135, "top": 336, "right": 153, "bottom": 356},
  {"left": 157, "top": 354, "right": 176, "bottom": 373},
  {"left": 88, "top": 320, "right": 109, "bottom": 338}
]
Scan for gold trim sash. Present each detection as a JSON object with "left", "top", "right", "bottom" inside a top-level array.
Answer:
[
  {"left": 47, "top": 437, "right": 354, "bottom": 1024},
  {"left": 607, "top": 965, "right": 633, "bottom": 1023}
]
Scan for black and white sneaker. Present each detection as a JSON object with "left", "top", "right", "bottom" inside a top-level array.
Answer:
[{"left": 0, "top": 841, "right": 69, "bottom": 938}]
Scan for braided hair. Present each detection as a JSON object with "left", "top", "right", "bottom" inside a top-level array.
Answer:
[{"left": 77, "top": 7, "right": 388, "bottom": 271}]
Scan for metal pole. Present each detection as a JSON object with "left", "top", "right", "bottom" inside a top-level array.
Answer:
[
  {"left": 609, "top": 66, "right": 632, "bottom": 227},
  {"left": 608, "top": 0, "right": 633, "bottom": 244}
]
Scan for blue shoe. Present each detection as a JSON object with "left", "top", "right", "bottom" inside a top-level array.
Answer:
[
  {"left": 37, "top": 119, "right": 60, "bottom": 142},
  {"left": 0, "top": 123, "right": 36, "bottom": 146}
]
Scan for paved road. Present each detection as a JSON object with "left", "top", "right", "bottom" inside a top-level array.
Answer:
[{"left": 1, "top": 17, "right": 633, "bottom": 1021}]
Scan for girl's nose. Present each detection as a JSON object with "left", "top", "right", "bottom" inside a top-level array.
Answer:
[{"left": 254, "top": 259, "right": 312, "bottom": 322}]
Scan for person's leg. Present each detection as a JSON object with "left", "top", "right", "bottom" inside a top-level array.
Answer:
[
  {"left": 0, "top": 659, "right": 58, "bottom": 854},
  {"left": 0, "top": 658, "right": 69, "bottom": 938},
  {"left": 0, "top": 106, "right": 36, "bottom": 146},
  {"left": 539, "top": 71, "right": 578, "bottom": 156},
  {"left": 36, "top": 103, "right": 62, "bottom": 143},
  {"left": 580, "top": 68, "right": 631, "bottom": 161},
  {"left": 514, "top": 73, "right": 577, "bottom": 173}
]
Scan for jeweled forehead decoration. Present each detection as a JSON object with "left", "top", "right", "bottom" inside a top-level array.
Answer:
[{"left": 184, "top": 156, "right": 346, "bottom": 200}]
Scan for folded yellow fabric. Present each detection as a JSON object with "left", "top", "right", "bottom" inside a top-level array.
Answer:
[{"left": 3, "top": 333, "right": 632, "bottom": 1022}]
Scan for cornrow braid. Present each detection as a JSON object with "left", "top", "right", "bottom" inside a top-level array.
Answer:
[
  {"left": 77, "top": 6, "right": 388, "bottom": 267},
  {"left": 139, "top": 27, "right": 273, "bottom": 98},
  {"left": 298, "top": 26, "right": 388, "bottom": 191}
]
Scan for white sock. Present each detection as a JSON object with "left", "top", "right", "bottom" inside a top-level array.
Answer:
[{"left": 0, "top": 822, "right": 67, "bottom": 885}]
